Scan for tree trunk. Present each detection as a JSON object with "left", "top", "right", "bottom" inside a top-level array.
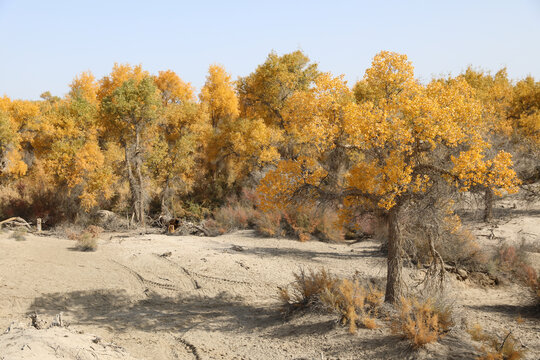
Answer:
[
  {"left": 484, "top": 187, "right": 493, "bottom": 223},
  {"left": 125, "top": 138, "right": 145, "bottom": 227},
  {"left": 125, "top": 145, "right": 141, "bottom": 224},
  {"left": 385, "top": 205, "right": 403, "bottom": 303},
  {"left": 135, "top": 129, "right": 145, "bottom": 227},
  {"left": 160, "top": 178, "right": 171, "bottom": 216}
]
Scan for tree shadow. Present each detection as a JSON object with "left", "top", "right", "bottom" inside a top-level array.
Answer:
[
  {"left": 27, "top": 289, "right": 282, "bottom": 334},
  {"left": 458, "top": 207, "right": 540, "bottom": 223},
  {"left": 240, "top": 245, "right": 383, "bottom": 263},
  {"left": 466, "top": 303, "right": 540, "bottom": 320}
]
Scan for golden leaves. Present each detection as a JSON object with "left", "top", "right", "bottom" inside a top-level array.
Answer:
[{"left": 200, "top": 64, "right": 239, "bottom": 127}]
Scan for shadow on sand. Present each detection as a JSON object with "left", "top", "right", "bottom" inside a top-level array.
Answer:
[{"left": 27, "top": 289, "right": 281, "bottom": 334}]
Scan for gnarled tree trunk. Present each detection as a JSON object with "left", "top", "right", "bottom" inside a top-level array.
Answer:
[
  {"left": 125, "top": 134, "right": 145, "bottom": 227},
  {"left": 385, "top": 205, "right": 403, "bottom": 303}
]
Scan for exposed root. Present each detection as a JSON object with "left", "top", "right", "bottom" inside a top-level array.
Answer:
[{"left": 176, "top": 337, "right": 202, "bottom": 360}]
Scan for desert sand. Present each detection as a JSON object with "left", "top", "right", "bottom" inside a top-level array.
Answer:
[{"left": 0, "top": 205, "right": 538, "bottom": 359}]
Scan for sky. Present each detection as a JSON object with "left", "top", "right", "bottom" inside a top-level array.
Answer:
[{"left": 0, "top": 0, "right": 539, "bottom": 100}]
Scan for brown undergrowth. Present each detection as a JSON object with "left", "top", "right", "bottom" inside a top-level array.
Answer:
[
  {"left": 279, "top": 268, "right": 459, "bottom": 349},
  {"left": 66, "top": 225, "right": 103, "bottom": 252},
  {"left": 467, "top": 323, "right": 524, "bottom": 360},
  {"left": 390, "top": 296, "right": 454, "bottom": 348}
]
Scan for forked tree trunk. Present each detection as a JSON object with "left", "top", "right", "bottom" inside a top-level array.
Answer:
[
  {"left": 385, "top": 205, "right": 403, "bottom": 303},
  {"left": 135, "top": 130, "right": 145, "bottom": 227},
  {"left": 484, "top": 187, "right": 493, "bottom": 223}
]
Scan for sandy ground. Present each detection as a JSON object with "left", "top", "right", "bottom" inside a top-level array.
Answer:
[{"left": 0, "top": 204, "right": 538, "bottom": 359}]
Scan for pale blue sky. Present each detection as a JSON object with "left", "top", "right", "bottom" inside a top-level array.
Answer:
[{"left": 1, "top": 0, "right": 539, "bottom": 100}]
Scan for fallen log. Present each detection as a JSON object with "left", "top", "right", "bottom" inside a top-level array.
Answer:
[{"left": 0, "top": 217, "right": 32, "bottom": 230}]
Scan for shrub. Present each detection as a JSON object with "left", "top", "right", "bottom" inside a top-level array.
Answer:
[
  {"left": 253, "top": 210, "right": 285, "bottom": 238},
  {"left": 491, "top": 241, "right": 539, "bottom": 301},
  {"left": 390, "top": 296, "right": 454, "bottom": 348},
  {"left": 76, "top": 232, "right": 98, "bottom": 251},
  {"left": 282, "top": 206, "right": 344, "bottom": 243},
  {"left": 279, "top": 268, "right": 337, "bottom": 315},
  {"left": 209, "top": 188, "right": 261, "bottom": 234},
  {"left": 320, "top": 278, "right": 383, "bottom": 333},
  {"left": 468, "top": 324, "right": 524, "bottom": 360},
  {"left": 85, "top": 225, "right": 103, "bottom": 237},
  {"left": 66, "top": 225, "right": 102, "bottom": 251},
  {"left": 404, "top": 221, "right": 486, "bottom": 271},
  {"left": 10, "top": 228, "right": 28, "bottom": 241},
  {"left": 279, "top": 268, "right": 384, "bottom": 333},
  {"left": 202, "top": 218, "right": 227, "bottom": 237},
  {"left": 213, "top": 204, "right": 256, "bottom": 232},
  {"left": 182, "top": 201, "right": 212, "bottom": 222}
]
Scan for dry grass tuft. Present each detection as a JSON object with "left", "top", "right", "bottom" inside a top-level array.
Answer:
[
  {"left": 390, "top": 296, "right": 454, "bottom": 348},
  {"left": 320, "top": 279, "right": 383, "bottom": 333},
  {"left": 279, "top": 268, "right": 383, "bottom": 333},
  {"left": 468, "top": 324, "right": 525, "bottom": 360},
  {"left": 279, "top": 268, "right": 337, "bottom": 314},
  {"left": 10, "top": 228, "right": 28, "bottom": 241},
  {"left": 66, "top": 225, "right": 102, "bottom": 252}
]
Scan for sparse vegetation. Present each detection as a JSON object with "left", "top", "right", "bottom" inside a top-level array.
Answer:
[
  {"left": 65, "top": 226, "right": 102, "bottom": 251},
  {"left": 76, "top": 232, "right": 98, "bottom": 251},
  {"left": 390, "top": 296, "right": 454, "bottom": 348},
  {"left": 279, "top": 268, "right": 338, "bottom": 315},
  {"left": 320, "top": 278, "right": 383, "bottom": 333},
  {"left": 468, "top": 324, "right": 525, "bottom": 360},
  {"left": 279, "top": 269, "right": 384, "bottom": 333},
  {"left": 10, "top": 228, "right": 28, "bottom": 241}
]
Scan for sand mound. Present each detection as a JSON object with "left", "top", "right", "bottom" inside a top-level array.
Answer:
[{"left": 0, "top": 323, "right": 137, "bottom": 360}]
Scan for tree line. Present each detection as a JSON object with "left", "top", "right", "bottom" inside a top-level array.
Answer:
[{"left": 1, "top": 50, "right": 538, "bottom": 301}]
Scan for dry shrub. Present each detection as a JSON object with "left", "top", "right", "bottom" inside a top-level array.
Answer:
[
  {"left": 405, "top": 219, "right": 486, "bottom": 271},
  {"left": 390, "top": 296, "right": 454, "bottom": 348},
  {"left": 279, "top": 268, "right": 337, "bottom": 314},
  {"left": 92, "top": 210, "right": 128, "bottom": 231},
  {"left": 210, "top": 188, "right": 260, "bottom": 234},
  {"left": 492, "top": 241, "right": 539, "bottom": 300},
  {"left": 283, "top": 206, "right": 344, "bottom": 243},
  {"left": 253, "top": 210, "right": 285, "bottom": 237},
  {"left": 320, "top": 278, "right": 383, "bottom": 333},
  {"left": 10, "top": 228, "right": 28, "bottom": 241},
  {"left": 68, "top": 225, "right": 102, "bottom": 251},
  {"left": 85, "top": 225, "right": 103, "bottom": 237},
  {"left": 181, "top": 201, "right": 212, "bottom": 222},
  {"left": 77, "top": 232, "right": 98, "bottom": 251},
  {"left": 213, "top": 204, "right": 256, "bottom": 232},
  {"left": 468, "top": 324, "right": 524, "bottom": 360},
  {"left": 279, "top": 268, "right": 383, "bottom": 333},
  {"left": 202, "top": 218, "right": 227, "bottom": 237}
]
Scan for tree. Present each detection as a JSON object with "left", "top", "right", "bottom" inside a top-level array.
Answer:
[
  {"left": 0, "top": 96, "right": 41, "bottom": 179},
  {"left": 258, "top": 51, "right": 520, "bottom": 303},
  {"left": 100, "top": 73, "right": 162, "bottom": 226},
  {"left": 237, "top": 50, "right": 319, "bottom": 129},
  {"left": 69, "top": 71, "right": 99, "bottom": 105},
  {"left": 201, "top": 65, "right": 280, "bottom": 201},
  {"left": 0, "top": 105, "right": 25, "bottom": 178},
  {"left": 508, "top": 76, "right": 540, "bottom": 146},
  {"left": 148, "top": 70, "right": 209, "bottom": 215},
  {"left": 38, "top": 82, "right": 116, "bottom": 212},
  {"left": 458, "top": 67, "right": 516, "bottom": 221},
  {"left": 200, "top": 64, "right": 239, "bottom": 128}
]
